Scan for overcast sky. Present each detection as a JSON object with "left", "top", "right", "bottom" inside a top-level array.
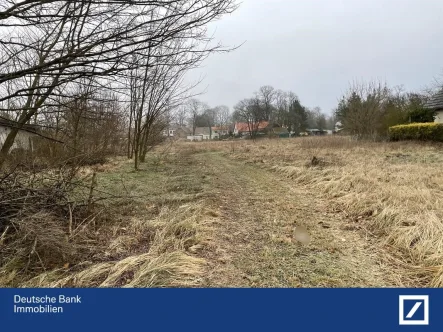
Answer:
[{"left": 186, "top": 0, "right": 443, "bottom": 114}]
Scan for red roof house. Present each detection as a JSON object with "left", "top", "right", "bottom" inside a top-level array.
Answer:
[{"left": 234, "top": 121, "right": 269, "bottom": 135}]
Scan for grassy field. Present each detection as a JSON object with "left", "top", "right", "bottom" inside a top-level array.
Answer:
[
  {"left": 189, "top": 136, "right": 443, "bottom": 287},
  {"left": 2, "top": 136, "right": 442, "bottom": 287}
]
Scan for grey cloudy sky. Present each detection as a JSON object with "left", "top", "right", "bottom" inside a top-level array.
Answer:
[{"left": 187, "top": 0, "right": 443, "bottom": 114}]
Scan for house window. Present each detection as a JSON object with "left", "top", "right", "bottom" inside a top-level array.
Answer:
[{"left": 169, "top": 130, "right": 174, "bottom": 135}]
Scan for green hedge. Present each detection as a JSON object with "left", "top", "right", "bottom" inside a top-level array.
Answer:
[{"left": 389, "top": 123, "right": 443, "bottom": 142}]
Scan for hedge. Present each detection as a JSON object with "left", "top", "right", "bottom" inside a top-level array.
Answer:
[{"left": 388, "top": 123, "right": 443, "bottom": 142}]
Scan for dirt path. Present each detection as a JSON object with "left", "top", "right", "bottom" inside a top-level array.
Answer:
[{"left": 195, "top": 152, "right": 396, "bottom": 287}]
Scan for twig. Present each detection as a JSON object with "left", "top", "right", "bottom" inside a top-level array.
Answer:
[
  {"left": 87, "top": 172, "right": 97, "bottom": 215},
  {"left": 0, "top": 225, "right": 10, "bottom": 246},
  {"left": 70, "top": 209, "right": 104, "bottom": 238},
  {"left": 120, "top": 174, "right": 130, "bottom": 196},
  {"left": 68, "top": 204, "right": 73, "bottom": 236}
]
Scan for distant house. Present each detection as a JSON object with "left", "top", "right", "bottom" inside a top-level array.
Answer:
[
  {"left": 187, "top": 135, "right": 203, "bottom": 142},
  {"left": 162, "top": 128, "right": 174, "bottom": 137},
  {"left": 211, "top": 126, "right": 230, "bottom": 137},
  {"left": 335, "top": 121, "right": 343, "bottom": 132},
  {"left": 233, "top": 121, "right": 269, "bottom": 136},
  {"left": 193, "top": 127, "right": 219, "bottom": 140},
  {"left": 304, "top": 129, "right": 327, "bottom": 136},
  {"left": 424, "top": 89, "right": 443, "bottom": 123},
  {"left": 162, "top": 126, "right": 191, "bottom": 139},
  {"left": 0, "top": 119, "right": 38, "bottom": 151}
]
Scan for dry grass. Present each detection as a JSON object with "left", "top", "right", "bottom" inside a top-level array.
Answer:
[
  {"left": 5, "top": 137, "right": 442, "bottom": 287},
  {"left": 1, "top": 151, "right": 216, "bottom": 288},
  {"left": 184, "top": 136, "right": 443, "bottom": 286}
]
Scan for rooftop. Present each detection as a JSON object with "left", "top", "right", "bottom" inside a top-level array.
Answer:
[
  {"left": 194, "top": 127, "right": 211, "bottom": 136},
  {"left": 0, "top": 118, "right": 38, "bottom": 133},
  {"left": 211, "top": 126, "right": 230, "bottom": 131},
  {"left": 425, "top": 89, "right": 443, "bottom": 110},
  {"left": 235, "top": 121, "right": 269, "bottom": 132}
]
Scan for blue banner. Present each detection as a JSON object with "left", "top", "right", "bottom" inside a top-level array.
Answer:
[{"left": 1, "top": 288, "right": 441, "bottom": 331}]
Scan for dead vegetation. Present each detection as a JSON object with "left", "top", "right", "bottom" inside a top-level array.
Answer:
[
  {"left": 0, "top": 151, "right": 215, "bottom": 288},
  {"left": 24, "top": 205, "right": 209, "bottom": 287},
  {"left": 184, "top": 136, "right": 443, "bottom": 287},
  {"left": 3, "top": 136, "right": 442, "bottom": 288}
]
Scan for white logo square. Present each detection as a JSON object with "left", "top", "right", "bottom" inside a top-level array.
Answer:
[{"left": 399, "top": 295, "right": 429, "bottom": 325}]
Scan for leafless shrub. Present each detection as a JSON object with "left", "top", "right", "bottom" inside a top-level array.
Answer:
[
  {"left": 0, "top": 163, "right": 98, "bottom": 284},
  {"left": 21, "top": 204, "right": 211, "bottom": 288},
  {"left": 3, "top": 213, "right": 74, "bottom": 272}
]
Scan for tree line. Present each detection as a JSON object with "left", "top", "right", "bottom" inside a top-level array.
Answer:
[
  {"left": 232, "top": 86, "right": 334, "bottom": 138},
  {"left": 172, "top": 86, "right": 335, "bottom": 141},
  {"left": 334, "top": 81, "right": 434, "bottom": 139},
  {"left": 180, "top": 100, "right": 231, "bottom": 136},
  {"left": 176, "top": 81, "right": 436, "bottom": 142}
]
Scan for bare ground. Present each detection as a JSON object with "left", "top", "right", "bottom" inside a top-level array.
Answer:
[{"left": 192, "top": 152, "right": 397, "bottom": 287}]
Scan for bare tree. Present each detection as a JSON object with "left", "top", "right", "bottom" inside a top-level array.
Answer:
[
  {"left": 127, "top": 38, "right": 198, "bottom": 169},
  {"left": 256, "top": 85, "right": 276, "bottom": 121},
  {"left": 174, "top": 106, "right": 188, "bottom": 127},
  {"left": 187, "top": 99, "right": 208, "bottom": 136},
  {"left": 274, "top": 90, "right": 288, "bottom": 125},
  {"left": 306, "top": 106, "right": 322, "bottom": 129},
  {"left": 214, "top": 105, "right": 231, "bottom": 128},
  {"left": 233, "top": 98, "right": 264, "bottom": 139},
  {"left": 0, "top": 0, "right": 239, "bottom": 168}
]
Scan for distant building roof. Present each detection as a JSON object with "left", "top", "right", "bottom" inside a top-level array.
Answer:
[
  {"left": 425, "top": 89, "right": 443, "bottom": 110},
  {"left": 234, "top": 121, "right": 269, "bottom": 132},
  {"left": 211, "top": 126, "right": 230, "bottom": 131},
  {"left": 0, "top": 118, "right": 38, "bottom": 133},
  {"left": 170, "top": 125, "right": 191, "bottom": 133}
]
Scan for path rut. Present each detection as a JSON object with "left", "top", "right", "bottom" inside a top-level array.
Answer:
[{"left": 196, "top": 152, "right": 397, "bottom": 287}]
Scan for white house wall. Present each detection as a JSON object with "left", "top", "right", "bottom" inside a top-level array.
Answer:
[
  {"left": 435, "top": 111, "right": 443, "bottom": 124},
  {"left": 187, "top": 136, "right": 203, "bottom": 141},
  {"left": 0, "top": 126, "right": 35, "bottom": 150}
]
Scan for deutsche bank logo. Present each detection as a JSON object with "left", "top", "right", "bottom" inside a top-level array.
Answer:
[{"left": 399, "top": 295, "right": 429, "bottom": 325}]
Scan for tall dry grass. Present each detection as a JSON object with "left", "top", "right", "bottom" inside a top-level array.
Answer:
[
  {"left": 189, "top": 136, "right": 443, "bottom": 286},
  {"left": 0, "top": 153, "right": 214, "bottom": 288},
  {"left": 24, "top": 204, "right": 209, "bottom": 287}
]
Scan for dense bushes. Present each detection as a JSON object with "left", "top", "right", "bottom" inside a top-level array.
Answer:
[{"left": 389, "top": 123, "right": 443, "bottom": 142}]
